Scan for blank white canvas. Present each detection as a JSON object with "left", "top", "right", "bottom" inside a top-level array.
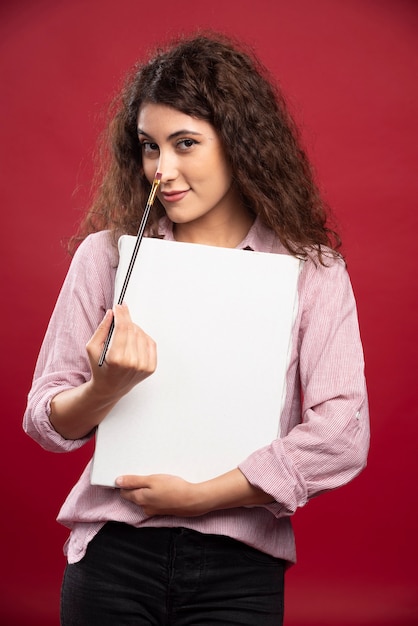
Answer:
[{"left": 91, "top": 236, "right": 300, "bottom": 486}]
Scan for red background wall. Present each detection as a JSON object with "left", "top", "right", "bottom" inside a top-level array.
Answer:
[{"left": 1, "top": 1, "right": 417, "bottom": 624}]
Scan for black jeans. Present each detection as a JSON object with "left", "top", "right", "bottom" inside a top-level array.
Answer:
[{"left": 61, "top": 522, "right": 285, "bottom": 625}]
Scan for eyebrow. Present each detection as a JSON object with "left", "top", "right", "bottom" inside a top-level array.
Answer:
[{"left": 137, "top": 128, "right": 204, "bottom": 140}]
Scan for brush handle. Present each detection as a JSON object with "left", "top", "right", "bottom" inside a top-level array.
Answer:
[{"left": 98, "top": 175, "right": 161, "bottom": 367}]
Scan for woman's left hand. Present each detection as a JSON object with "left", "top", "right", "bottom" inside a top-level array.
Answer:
[
  {"left": 116, "top": 469, "right": 274, "bottom": 517},
  {"left": 116, "top": 474, "right": 206, "bottom": 517}
]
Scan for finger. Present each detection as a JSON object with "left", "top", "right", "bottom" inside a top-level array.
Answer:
[
  {"left": 111, "top": 307, "right": 157, "bottom": 372},
  {"left": 109, "top": 304, "right": 141, "bottom": 361},
  {"left": 118, "top": 488, "right": 141, "bottom": 505},
  {"left": 115, "top": 475, "right": 149, "bottom": 489},
  {"left": 113, "top": 302, "right": 133, "bottom": 329},
  {"left": 119, "top": 488, "right": 157, "bottom": 515},
  {"left": 86, "top": 310, "right": 113, "bottom": 357},
  {"left": 146, "top": 336, "right": 158, "bottom": 371}
]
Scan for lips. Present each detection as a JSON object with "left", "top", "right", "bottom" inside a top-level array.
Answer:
[{"left": 161, "top": 189, "right": 190, "bottom": 203}]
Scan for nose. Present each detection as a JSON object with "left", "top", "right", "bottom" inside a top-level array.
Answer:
[{"left": 156, "top": 149, "right": 179, "bottom": 184}]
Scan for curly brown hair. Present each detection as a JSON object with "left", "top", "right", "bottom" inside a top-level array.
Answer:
[{"left": 71, "top": 32, "right": 341, "bottom": 261}]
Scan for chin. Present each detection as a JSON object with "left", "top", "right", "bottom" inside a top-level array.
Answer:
[{"left": 164, "top": 210, "right": 195, "bottom": 224}]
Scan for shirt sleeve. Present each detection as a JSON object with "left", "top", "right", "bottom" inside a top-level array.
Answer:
[
  {"left": 23, "top": 232, "right": 116, "bottom": 453},
  {"left": 238, "top": 254, "right": 370, "bottom": 518}
]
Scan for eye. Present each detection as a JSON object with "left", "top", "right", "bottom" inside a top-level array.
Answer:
[
  {"left": 141, "top": 141, "right": 159, "bottom": 154},
  {"left": 176, "top": 138, "right": 198, "bottom": 150}
]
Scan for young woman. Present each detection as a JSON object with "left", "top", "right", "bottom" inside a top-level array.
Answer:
[{"left": 24, "top": 33, "right": 369, "bottom": 625}]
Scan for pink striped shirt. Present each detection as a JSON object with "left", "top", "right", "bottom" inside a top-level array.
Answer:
[{"left": 23, "top": 217, "right": 369, "bottom": 565}]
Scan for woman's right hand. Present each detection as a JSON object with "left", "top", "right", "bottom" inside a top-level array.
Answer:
[
  {"left": 49, "top": 303, "right": 156, "bottom": 440},
  {"left": 87, "top": 303, "right": 157, "bottom": 401}
]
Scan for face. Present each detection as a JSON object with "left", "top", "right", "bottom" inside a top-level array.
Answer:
[{"left": 137, "top": 103, "right": 244, "bottom": 235}]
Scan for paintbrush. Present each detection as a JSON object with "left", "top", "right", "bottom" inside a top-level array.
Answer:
[{"left": 98, "top": 171, "right": 162, "bottom": 366}]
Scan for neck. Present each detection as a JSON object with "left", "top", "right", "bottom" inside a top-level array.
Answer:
[{"left": 173, "top": 210, "right": 254, "bottom": 249}]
